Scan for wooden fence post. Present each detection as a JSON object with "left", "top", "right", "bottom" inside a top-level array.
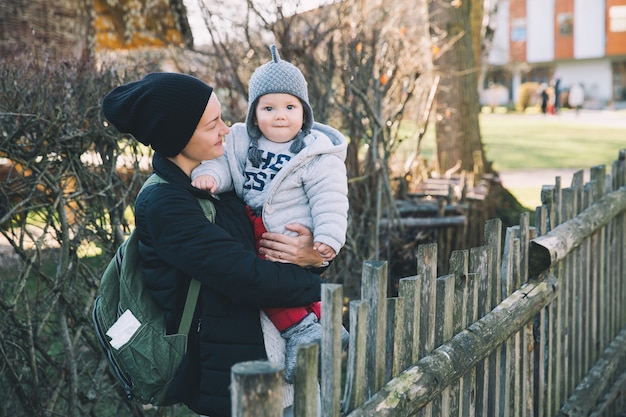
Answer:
[
  {"left": 556, "top": 328, "right": 626, "bottom": 417},
  {"left": 231, "top": 361, "right": 283, "bottom": 417},
  {"left": 361, "top": 261, "right": 388, "bottom": 399},
  {"left": 417, "top": 243, "right": 438, "bottom": 417},
  {"left": 345, "top": 276, "right": 559, "bottom": 417},
  {"left": 231, "top": 151, "right": 626, "bottom": 417},
  {"left": 294, "top": 343, "right": 319, "bottom": 417},
  {"left": 320, "top": 283, "right": 344, "bottom": 417},
  {"left": 484, "top": 218, "right": 502, "bottom": 416},
  {"left": 342, "top": 300, "right": 367, "bottom": 414},
  {"left": 398, "top": 275, "right": 421, "bottom": 369},
  {"left": 529, "top": 186, "right": 626, "bottom": 276}
]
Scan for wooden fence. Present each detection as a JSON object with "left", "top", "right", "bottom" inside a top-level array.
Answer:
[{"left": 231, "top": 150, "right": 626, "bottom": 417}]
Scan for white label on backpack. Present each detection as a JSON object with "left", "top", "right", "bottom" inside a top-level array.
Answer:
[{"left": 106, "top": 309, "right": 141, "bottom": 350}]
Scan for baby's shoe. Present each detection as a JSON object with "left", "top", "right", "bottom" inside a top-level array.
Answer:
[{"left": 281, "top": 312, "right": 322, "bottom": 383}]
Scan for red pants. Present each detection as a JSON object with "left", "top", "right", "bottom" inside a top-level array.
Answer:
[{"left": 246, "top": 206, "right": 321, "bottom": 331}]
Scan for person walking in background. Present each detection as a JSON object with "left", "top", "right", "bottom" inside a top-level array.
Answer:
[
  {"left": 191, "top": 45, "right": 349, "bottom": 383},
  {"left": 540, "top": 83, "right": 549, "bottom": 115},
  {"left": 568, "top": 82, "right": 584, "bottom": 115},
  {"left": 552, "top": 74, "right": 562, "bottom": 114},
  {"left": 102, "top": 72, "right": 327, "bottom": 417}
]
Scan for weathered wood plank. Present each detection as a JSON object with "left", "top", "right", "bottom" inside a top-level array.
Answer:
[
  {"left": 294, "top": 344, "right": 319, "bottom": 417},
  {"left": 590, "top": 165, "right": 607, "bottom": 198},
  {"left": 417, "top": 243, "right": 438, "bottom": 417},
  {"left": 231, "top": 361, "right": 284, "bottom": 417},
  {"left": 463, "top": 269, "right": 479, "bottom": 417},
  {"left": 522, "top": 226, "right": 537, "bottom": 417},
  {"left": 390, "top": 296, "right": 405, "bottom": 379},
  {"left": 470, "top": 245, "right": 491, "bottom": 417},
  {"left": 346, "top": 277, "right": 559, "bottom": 417},
  {"left": 549, "top": 261, "right": 563, "bottom": 417},
  {"left": 461, "top": 246, "right": 491, "bottom": 417},
  {"left": 485, "top": 218, "right": 502, "bottom": 417},
  {"left": 556, "top": 327, "right": 626, "bottom": 417},
  {"left": 597, "top": 214, "right": 607, "bottom": 357},
  {"left": 393, "top": 200, "right": 469, "bottom": 215},
  {"left": 378, "top": 215, "right": 466, "bottom": 228},
  {"left": 512, "top": 236, "right": 521, "bottom": 417},
  {"left": 398, "top": 276, "right": 421, "bottom": 369},
  {"left": 361, "top": 261, "right": 388, "bottom": 399},
  {"left": 519, "top": 212, "right": 530, "bottom": 283},
  {"left": 341, "top": 300, "right": 367, "bottom": 415},
  {"left": 384, "top": 298, "right": 397, "bottom": 383},
  {"left": 320, "top": 284, "right": 344, "bottom": 417},
  {"left": 585, "top": 182, "right": 601, "bottom": 374},
  {"left": 528, "top": 186, "right": 626, "bottom": 277},
  {"left": 501, "top": 227, "right": 515, "bottom": 417},
  {"left": 448, "top": 250, "right": 469, "bottom": 417},
  {"left": 433, "top": 274, "right": 455, "bottom": 416},
  {"left": 560, "top": 188, "right": 574, "bottom": 401},
  {"left": 535, "top": 200, "right": 549, "bottom": 417},
  {"left": 588, "top": 369, "right": 626, "bottom": 417}
]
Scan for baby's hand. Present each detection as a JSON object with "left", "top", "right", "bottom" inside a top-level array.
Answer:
[
  {"left": 191, "top": 174, "right": 218, "bottom": 194},
  {"left": 313, "top": 242, "right": 336, "bottom": 262}
]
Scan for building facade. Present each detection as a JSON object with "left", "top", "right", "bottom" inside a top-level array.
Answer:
[{"left": 488, "top": 0, "right": 626, "bottom": 107}]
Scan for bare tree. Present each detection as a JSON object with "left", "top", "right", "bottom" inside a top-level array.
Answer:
[
  {"left": 0, "top": 53, "right": 184, "bottom": 416},
  {"left": 193, "top": 0, "right": 434, "bottom": 296},
  {"left": 429, "top": 0, "right": 486, "bottom": 178}
]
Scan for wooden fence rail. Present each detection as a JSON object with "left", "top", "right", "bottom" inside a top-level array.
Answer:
[{"left": 231, "top": 149, "right": 626, "bottom": 417}]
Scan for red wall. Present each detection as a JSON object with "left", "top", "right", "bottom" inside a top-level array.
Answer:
[
  {"left": 509, "top": 0, "right": 527, "bottom": 63},
  {"left": 606, "top": 0, "right": 626, "bottom": 56},
  {"left": 554, "top": 0, "right": 574, "bottom": 59}
]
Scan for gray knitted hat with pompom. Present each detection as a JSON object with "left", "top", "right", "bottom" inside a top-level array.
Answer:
[{"left": 246, "top": 44, "right": 313, "bottom": 166}]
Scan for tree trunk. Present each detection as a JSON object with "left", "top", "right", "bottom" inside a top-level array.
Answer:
[{"left": 429, "top": 0, "right": 486, "bottom": 178}]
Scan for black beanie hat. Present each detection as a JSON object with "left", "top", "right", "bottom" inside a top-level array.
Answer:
[{"left": 102, "top": 72, "right": 214, "bottom": 157}]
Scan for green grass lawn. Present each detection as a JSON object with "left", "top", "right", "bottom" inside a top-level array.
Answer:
[
  {"left": 478, "top": 113, "right": 626, "bottom": 171},
  {"left": 418, "top": 110, "right": 626, "bottom": 170},
  {"left": 414, "top": 109, "right": 626, "bottom": 208}
]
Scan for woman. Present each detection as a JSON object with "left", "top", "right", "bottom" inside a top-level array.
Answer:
[{"left": 102, "top": 72, "right": 325, "bottom": 417}]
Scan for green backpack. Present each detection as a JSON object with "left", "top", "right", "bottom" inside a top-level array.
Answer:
[{"left": 92, "top": 174, "right": 215, "bottom": 406}]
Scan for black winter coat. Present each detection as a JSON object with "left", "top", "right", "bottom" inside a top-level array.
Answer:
[{"left": 134, "top": 153, "right": 322, "bottom": 417}]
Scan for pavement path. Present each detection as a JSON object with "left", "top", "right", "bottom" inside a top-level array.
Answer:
[
  {"left": 498, "top": 168, "right": 584, "bottom": 189},
  {"left": 484, "top": 108, "right": 626, "bottom": 129}
]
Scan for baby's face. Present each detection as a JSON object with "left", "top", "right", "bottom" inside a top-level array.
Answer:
[{"left": 255, "top": 93, "right": 304, "bottom": 143}]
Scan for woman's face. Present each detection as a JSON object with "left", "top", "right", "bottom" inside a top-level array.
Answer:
[{"left": 179, "top": 94, "right": 230, "bottom": 167}]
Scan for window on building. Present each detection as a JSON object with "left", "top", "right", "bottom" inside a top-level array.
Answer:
[
  {"left": 610, "top": 6, "right": 626, "bottom": 33},
  {"left": 511, "top": 18, "right": 526, "bottom": 42},
  {"left": 612, "top": 61, "right": 626, "bottom": 101},
  {"left": 558, "top": 13, "right": 573, "bottom": 36},
  {"left": 523, "top": 67, "right": 551, "bottom": 84}
]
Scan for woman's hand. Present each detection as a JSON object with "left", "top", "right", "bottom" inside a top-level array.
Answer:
[{"left": 258, "top": 223, "right": 325, "bottom": 268}]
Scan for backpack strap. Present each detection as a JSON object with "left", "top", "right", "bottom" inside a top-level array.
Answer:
[
  {"left": 138, "top": 173, "right": 215, "bottom": 335},
  {"left": 140, "top": 174, "right": 216, "bottom": 222},
  {"left": 178, "top": 279, "right": 201, "bottom": 334}
]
